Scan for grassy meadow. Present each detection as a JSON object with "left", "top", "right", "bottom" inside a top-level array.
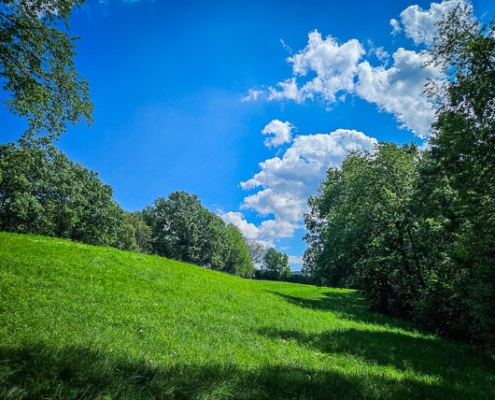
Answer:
[{"left": 0, "top": 232, "right": 494, "bottom": 399}]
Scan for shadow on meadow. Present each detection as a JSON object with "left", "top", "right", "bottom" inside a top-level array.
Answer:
[
  {"left": 0, "top": 341, "right": 481, "bottom": 400},
  {"left": 269, "top": 290, "right": 408, "bottom": 328},
  {"left": 257, "top": 326, "right": 495, "bottom": 399}
]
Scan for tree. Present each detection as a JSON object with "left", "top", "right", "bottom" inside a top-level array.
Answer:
[
  {"left": 0, "top": 142, "right": 126, "bottom": 247},
  {"left": 304, "top": 143, "right": 423, "bottom": 315},
  {"left": 124, "top": 212, "right": 152, "bottom": 253},
  {"left": 0, "top": 0, "right": 93, "bottom": 143},
  {"left": 302, "top": 5, "right": 495, "bottom": 349},
  {"left": 143, "top": 192, "right": 209, "bottom": 264},
  {"left": 143, "top": 191, "right": 254, "bottom": 277},
  {"left": 421, "top": 4, "right": 495, "bottom": 346},
  {"left": 222, "top": 224, "right": 254, "bottom": 278},
  {"left": 303, "top": 165, "right": 359, "bottom": 288},
  {"left": 260, "top": 247, "right": 291, "bottom": 281},
  {"left": 357, "top": 143, "right": 424, "bottom": 315}
]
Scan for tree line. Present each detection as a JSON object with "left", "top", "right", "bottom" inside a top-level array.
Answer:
[
  {"left": 0, "top": 140, "right": 298, "bottom": 280},
  {"left": 0, "top": 143, "right": 240, "bottom": 277},
  {"left": 303, "top": 6, "right": 495, "bottom": 350}
]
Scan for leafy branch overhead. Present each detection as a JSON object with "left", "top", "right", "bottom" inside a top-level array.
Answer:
[{"left": 0, "top": 0, "right": 93, "bottom": 143}]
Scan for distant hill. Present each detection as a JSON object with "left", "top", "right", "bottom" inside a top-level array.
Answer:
[{"left": 1, "top": 232, "right": 494, "bottom": 399}]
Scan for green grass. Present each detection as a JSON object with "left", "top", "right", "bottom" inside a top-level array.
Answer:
[{"left": 1, "top": 232, "right": 494, "bottom": 399}]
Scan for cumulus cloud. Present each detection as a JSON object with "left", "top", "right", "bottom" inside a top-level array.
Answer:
[
  {"left": 395, "top": 0, "right": 466, "bottom": 46},
  {"left": 261, "top": 28, "right": 441, "bottom": 138},
  {"left": 268, "top": 77, "right": 300, "bottom": 102},
  {"left": 220, "top": 211, "right": 261, "bottom": 240},
  {"left": 248, "top": 2, "right": 469, "bottom": 139},
  {"left": 224, "top": 129, "right": 377, "bottom": 244},
  {"left": 355, "top": 48, "right": 442, "bottom": 138},
  {"left": 219, "top": 211, "right": 291, "bottom": 247},
  {"left": 268, "top": 31, "right": 365, "bottom": 103},
  {"left": 261, "top": 120, "right": 294, "bottom": 147}
]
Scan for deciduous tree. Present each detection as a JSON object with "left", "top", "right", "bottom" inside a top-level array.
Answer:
[
  {"left": 143, "top": 191, "right": 254, "bottom": 277},
  {"left": 0, "top": 142, "right": 126, "bottom": 247},
  {"left": 304, "top": 143, "right": 422, "bottom": 315},
  {"left": 260, "top": 247, "right": 291, "bottom": 281},
  {"left": 422, "top": 4, "right": 495, "bottom": 346},
  {"left": 0, "top": 0, "right": 92, "bottom": 143}
]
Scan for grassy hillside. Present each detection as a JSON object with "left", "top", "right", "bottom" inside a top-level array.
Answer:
[{"left": 1, "top": 233, "right": 494, "bottom": 399}]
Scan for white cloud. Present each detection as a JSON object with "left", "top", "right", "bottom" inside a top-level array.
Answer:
[
  {"left": 242, "top": 89, "right": 263, "bottom": 102},
  {"left": 280, "top": 39, "right": 293, "bottom": 54},
  {"left": 374, "top": 47, "right": 390, "bottom": 63},
  {"left": 390, "top": 18, "right": 402, "bottom": 35},
  {"left": 268, "top": 77, "right": 300, "bottom": 101},
  {"left": 258, "top": 219, "right": 296, "bottom": 239},
  {"left": 248, "top": 2, "right": 472, "bottom": 139},
  {"left": 219, "top": 211, "right": 286, "bottom": 247},
  {"left": 261, "top": 120, "right": 294, "bottom": 147},
  {"left": 220, "top": 211, "right": 261, "bottom": 240},
  {"left": 394, "top": 0, "right": 466, "bottom": 46},
  {"left": 268, "top": 30, "right": 365, "bottom": 103},
  {"left": 260, "top": 31, "right": 439, "bottom": 138},
  {"left": 226, "top": 129, "right": 377, "bottom": 243},
  {"left": 254, "top": 23, "right": 447, "bottom": 138},
  {"left": 242, "top": 188, "right": 305, "bottom": 225},
  {"left": 366, "top": 40, "right": 390, "bottom": 63},
  {"left": 355, "top": 48, "right": 442, "bottom": 138}
]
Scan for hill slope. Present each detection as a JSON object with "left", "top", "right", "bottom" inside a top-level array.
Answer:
[{"left": 1, "top": 232, "right": 494, "bottom": 399}]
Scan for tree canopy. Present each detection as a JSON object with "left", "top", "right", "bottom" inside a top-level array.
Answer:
[
  {"left": 304, "top": 143, "right": 422, "bottom": 314},
  {"left": 0, "top": 0, "right": 92, "bottom": 143},
  {"left": 142, "top": 191, "right": 254, "bottom": 278},
  {"left": 256, "top": 247, "right": 291, "bottom": 281},
  {"left": 425, "top": 4, "right": 495, "bottom": 347},
  {"left": 303, "top": 6, "right": 495, "bottom": 350},
  {"left": 0, "top": 141, "right": 131, "bottom": 247}
]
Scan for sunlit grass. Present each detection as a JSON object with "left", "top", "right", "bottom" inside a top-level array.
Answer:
[{"left": 1, "top": 232, "right": 494, "bottom": 399}]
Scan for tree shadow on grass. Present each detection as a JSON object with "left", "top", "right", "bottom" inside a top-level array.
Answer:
[
  {"left": 0, "top": 341, "right": 479, "bottom": 400},
  {"left": 268, "top": 290, "right": 413, "bottom": 329},
  {"left": 257, "top": 326, "right": 495, "bottom": 399}
]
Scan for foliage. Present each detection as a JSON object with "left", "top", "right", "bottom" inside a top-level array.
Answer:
[
  {"left": 304, "top": 6, "right": 495, "bottom": 350},
  {"left": 123, "top": 211, "right": 153, "bottom": 253},
  {"left": 1, "top": 232, "right": 494, "bottom": 399},
  {"left": 222, "top": 224, "right": 255, "bottom": 278},
  {"left": 143, "top": 191, "right": 212, "bottom": 263},
  {"left": 420, "top": 4, "right": 495, "bottom": 347},
  {"left": 304, "top": 143, "right": 423, "bottom": 315},
  {"left": 0, "top": 0, "right": 93, "bottom": 143},
  {"left": 0, "top": 142, "right": 251, "bottom": 276},
  {"left": 0, "top": 142, "right": 129, "bottom": 247},
  {"left": 143, "top": 191, "right": 254, "bottom": 277},
  {"left": 256, "top": 247, "right": 292, "bottom": 281}
]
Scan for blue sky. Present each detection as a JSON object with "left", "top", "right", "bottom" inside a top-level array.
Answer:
[{"left": 2, "top": 0, "right": 495, "bottom": 268}]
